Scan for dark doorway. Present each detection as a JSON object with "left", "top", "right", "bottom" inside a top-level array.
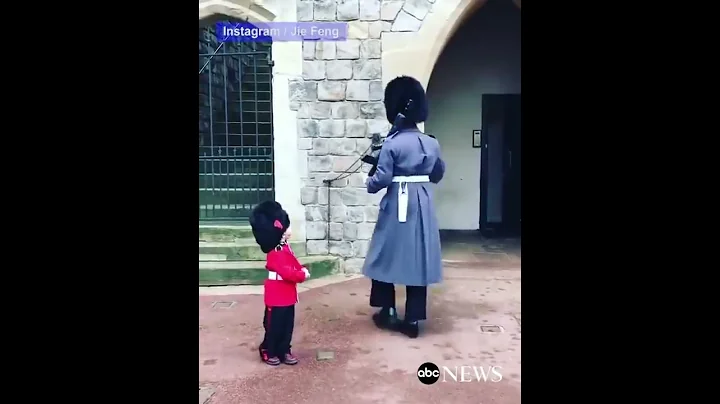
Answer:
[{"left": 480, "top": 94, "right": 521, "bottom": 237}]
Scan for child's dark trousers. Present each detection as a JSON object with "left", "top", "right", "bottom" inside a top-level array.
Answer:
[{"left": 260, "top": 305, "right": 295, "bottom": 358}]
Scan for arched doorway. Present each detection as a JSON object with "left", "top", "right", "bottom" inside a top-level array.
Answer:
[
  {"left": 198, "top": 20, "right": 274, "bottom": 221},
  {"left": 425, "top": 0, "right": 521, "bottom": 235}
]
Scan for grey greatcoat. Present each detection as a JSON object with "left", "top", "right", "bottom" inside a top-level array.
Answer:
[{"left": 361, "top": 129, "right": 445, "bottom": 286}]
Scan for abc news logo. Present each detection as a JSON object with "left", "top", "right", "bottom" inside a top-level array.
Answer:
[{"left": 416, "top": 362, "right": 503, "bottom": 385}]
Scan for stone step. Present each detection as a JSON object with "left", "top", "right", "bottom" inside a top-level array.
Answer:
[
  {"left": 199, "top": 254, "right": 227, "bottom": 261},
  {"left": 199, "top": 240, "right": 306, "bottom": 261},
  {"left": 199, "top": 255, "right": 340, "bottom": 286},
  {"left": 199, "top": 224, "right": 253, "bottom": 242}
]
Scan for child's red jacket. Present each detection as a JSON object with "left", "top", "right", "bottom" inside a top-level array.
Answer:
[{"left": 264, "top": 243, "right": 307, "bottom": 307}]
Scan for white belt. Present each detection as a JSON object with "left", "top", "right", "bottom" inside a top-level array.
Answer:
[
  {"left": 268, "top": 271, "right": 283, "bottom": 280},
  {"left": 391, "top": 175, "right": 430, "bottom": 222}
]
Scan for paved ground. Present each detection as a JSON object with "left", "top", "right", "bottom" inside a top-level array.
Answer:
[{"left": 199, "top": 236, "right": 521, "bottom": 404}]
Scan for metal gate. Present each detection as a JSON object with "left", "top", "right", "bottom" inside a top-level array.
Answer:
[{"left": 199, "top": 23, "right": 274, "bottom": 221}]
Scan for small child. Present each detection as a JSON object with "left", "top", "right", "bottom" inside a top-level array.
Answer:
[{"left": 249, "top": 201, "right": 310, "bottom": 366}]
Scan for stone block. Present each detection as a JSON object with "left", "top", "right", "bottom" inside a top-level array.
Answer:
[
  {"left": 298, "top": 1, "right": 314, "bottom": 21},
  {"left": 306, "top": 205, "right": 328, "bottom": 221},
  {"left": 330, "top": 241, "right": 354, "bottom": 257},
  {"left": 310, "top": 102, "right": 332, "bottom": 119},
  {"left": 369, "top": 81, "right": 383, "bottom": 101},
  {"left": 313, "top": 0, "right": 337, "bottom": 21},
  {"left": 353, "top": 240, "right": 370, "bottom": 258},
  {"left": 368, "top": 21, "right": 391, "bottom": 38},
  {"left": 318, "top": 188, "right": 343, "bottom": 204},
  {"left": 342, "top": 187, "right": 368, "bottom": 206},
  {"left": 306, "top": 174, "right": 347, "bottom": 187},
  {"left": 298, "top": 119, "right": 319, "bottom": 137},
  {"left": 326, "top": 60, "right": 353, "bottom": 80},
  {"left": 346, "top": 80, "right": 370, "bottom": 101},
  {"left": 310, "top": 138, "right": 329, "bottom": 155},
  {"left": 357, "top": 222, "right": 376, "bottom": 239},
  {"left": 336, "top": 40, "right": 361, "bottom": 59},
  {"left": 360, "top": 0, "right": 381, "bottom": 20},
  {"left": 403, "top": 0, "right": 431, "bottom": 20},
  {"left": 347, "top": 172, "right": 366, "bottom": 187},
  {"left": 303, "top": 60, "right": 326, "bottom": 80},
  {"left": 307, "top": 240, "right": 329, "bottom": 255},
  {"left": 337, "top": 0, "right": 359, "bottom": 21},
  {"left": 329, "top": 222, "right": 343, "bottom": 241},
  {"left": 329, "top": 204, "right": 348, "bottom": 222},
  {"left": 308, "top": 155, "right": 333, "bottom": 172},
  {"left": 364, "top": 206, "right": 379, "bottom": 222},
  {"left": 360, "top": 102, "right": 385, "bottom": 119},
  {"left": 316, "top": 350, "right": 335, "bottom": 361},
  {"left": 392, "top": 10, "right": 422, "bottom": 31},
  {"left": 343, "top": 222, "right": 359, "bottom": 240},
  {"left": 347, "top": 206, "right": 365, "bottom": 222},
  {"left": 332, "top": 156, "right": 360, "bottom": 172},
  {"left": 301, "top": 187, "right": 318, "bottom": 204},
  {"left": 380, "top": 0, "right": 403, "bottom": 21},
  {"left": 302, "top": 41, "right": 316, "bottom": 59},
  {"left": 289, "top": 80, "right": 318, "bottom": 102},
  {"left": 353, "top": 60, "right": 381, "bottom": 80},
  {"left": 318, "top": 81, "right": 346, "bottom": 101},
  {"left": 328, "top": 138, "right": 357, "bottom": 156},
  {"left": 346, "top": 119, "right": 368, "bottom": 138},
  {"left": 307, "top": 221, "right": 328, "bottom": 239},
  {"left": 355, "top": 138, "right": 372, "bottom": 154},
  {"left": 348, "top": 21, "right": 369, "bottom": 39},
  {"left": 315, "top": 42, "right": 337, "bottom": 59},
  {"left": 360, "top": 39, "right": 382, "bottom": 59},
  {"left": 298, "top": 137, "right": 313, "bottom": 150},
  {"left": 319, "top": 119, "right": 346, "bottom": 137},
  {"left": 331, "top": 102, "right": 360, "bottom": 119},
  {"left": 294, "top": 102, "right": 309, "bottom": 116}
]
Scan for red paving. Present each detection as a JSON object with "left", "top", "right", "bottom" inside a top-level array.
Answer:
[{"left": 200, "top": 260, "right": 521, "bottom": 404}]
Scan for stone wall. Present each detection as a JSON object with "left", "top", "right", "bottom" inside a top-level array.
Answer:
[{"left": 289, "top": 0, "right": 436, "bottom": 272}]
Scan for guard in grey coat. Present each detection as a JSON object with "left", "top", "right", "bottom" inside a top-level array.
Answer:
[{"left": 362, "top": 76, "right": 445, "bottom": 338}]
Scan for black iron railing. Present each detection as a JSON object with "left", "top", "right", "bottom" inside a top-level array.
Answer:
[{"left": 199, "top": 23, "right": 273, "bottom": 221}]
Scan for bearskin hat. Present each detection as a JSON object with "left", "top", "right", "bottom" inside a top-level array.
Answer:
[
  {"left": 384, "top": 75, "right": 429, "bottom": 125},
  {"left": 249, "top": 201, "right": 290, "bottom": 253}
]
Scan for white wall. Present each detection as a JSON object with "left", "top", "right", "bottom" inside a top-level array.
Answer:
[
  {"left": 426, "top": 0, "right": 521, "bottom": 230},
  {"left": 264, "top": 0, "right": 307, "bottom": 240}
]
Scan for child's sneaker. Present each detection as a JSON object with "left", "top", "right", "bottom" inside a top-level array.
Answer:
[
  {"left": 258, "top": 347, "right": 267, "bottom": 361},
  {"left": 265, "top": 356, "right": 281, "bottom": 366},
  {"left": 283, "top": 352, "right": 298, "bottom": 365}
]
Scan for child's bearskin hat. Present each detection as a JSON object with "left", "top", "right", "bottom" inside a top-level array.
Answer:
[
  {"left": 384, "top": 75, "right": 429, "bottom": 125},
  {"left": 249, "top": 201, "right": 290, "bottom": 253}
]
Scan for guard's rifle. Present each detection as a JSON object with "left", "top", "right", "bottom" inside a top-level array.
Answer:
[{"left": 361, "top": 100, "right": 411, "bottom": 177}]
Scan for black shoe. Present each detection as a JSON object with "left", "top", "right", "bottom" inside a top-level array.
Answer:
[
  {"left": 372, "top": 309, "right": 400, "bottom": 331},
  {"left": 397, "top": 321, "right": 419, "bottom": 338}
]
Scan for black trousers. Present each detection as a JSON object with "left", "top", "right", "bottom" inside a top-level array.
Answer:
[
  {"left": 370, "top": 280, "right": 427, "bottom": 322},
  {"left": 260, "top": 305, "right": 295, "bottom": 358}
]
